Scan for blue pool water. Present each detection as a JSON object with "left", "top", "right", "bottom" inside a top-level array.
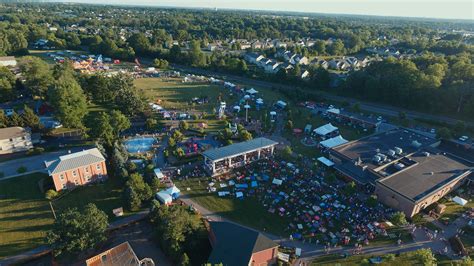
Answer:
[{"left": 124, "top": 137, "right": 156, "bottom": 153}]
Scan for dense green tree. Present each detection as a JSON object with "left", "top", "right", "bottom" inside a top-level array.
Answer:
[
  {"left": 390, "top": 211, "right": 408, "bottom": 226},
  {"left": 48, "top": 68, "right": 88, "bottom": 129},
  {"left": 21, "top": 106, "right": 41, "bottom": 131},
  {"left": 179, "top": 120, "right": 189, "bottom": 131},
  {"left": 0, "top": 66, "right": 16, "bottom": 101},
  {"left": 90, "top": 112, "right": 115, "bottom": 145},
  {"left": 19, "top": 56, "right": 53, "bottom": 98},
  {"left": 110, "top": 110, "right": 131, "bottom": 138},
  {"left": 0, "top": 110, "right": 8, "bottom": 128},
  {"left": 125, "top": 173, "right": 152, "bottom": 211},
  {"left": 46, "top": 203, "right": 108, "bottom": 256},
  {"left": 149, "top": 203, "right": 202, "bottom": 261},
  {"left": 8, "top": 112, "right": 23, "bottom": 127}
]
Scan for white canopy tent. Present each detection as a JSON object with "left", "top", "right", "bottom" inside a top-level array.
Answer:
[
  {"left": 320, "top": 135, "right": 349, "bottom": 148},
  {"left": 165, "top": 185, "right": 181, "bottom": 196},
  {"left": 313, "top": 123, "right": 338, "bottom": 136},
  {"left": 272, "top": 178, "right": 283, "bottom": 185},
  {"left": 317, "top": 156, "right": 335, "bottom": 167},
  {"left": 327, "top": 108, "right": 340, "bottom": 115},
  {"left": 155, "top": 191, "right": 172, "bottom": 205},
  {"left": 154, "top": 168, "right": 164, "bottom": 179},
  {"left": 246, "top": 88, "right": 258, "bottom": 94},
  {"left": 276, "top": 100, "right": 287, "bottom": 109},
  {"left": 453, "top": 196, "right": 468, "bottom": 206},
  {"left": 233, "top": 106, "right": 241, "bottom": 112}
]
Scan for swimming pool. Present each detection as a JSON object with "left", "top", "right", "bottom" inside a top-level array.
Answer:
[{"left": 124, "top": 137, "right": 156, "bottom": 153}]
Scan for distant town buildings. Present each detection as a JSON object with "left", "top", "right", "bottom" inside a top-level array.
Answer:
[
  {"left": 45, "top": 148, "right": 107, "bottom": 191},
  {"left": 0, "top": 127, "right": 33, "bottom": 155}
]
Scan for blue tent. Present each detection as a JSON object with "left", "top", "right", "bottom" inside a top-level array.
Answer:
[
  {"left": 251, "top": 181, "right": 258, "bottom": 187},
  {"left": 235, "top": 184, "right": 249, "bottom": 189}
]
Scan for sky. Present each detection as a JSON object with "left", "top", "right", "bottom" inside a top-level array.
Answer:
[{"left": 60, "top": 0, "right": 474, "bottom": 20}]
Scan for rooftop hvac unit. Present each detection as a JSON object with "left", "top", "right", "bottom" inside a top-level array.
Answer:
[
  {"left": 388, "top": 149, "right": 396, "bottom": 157},
  {"left": 373, "top": 154, "right": 382, "bottom": 163},
  {"left": 394, "top": 163, "right": 405, "bottom": 170},
  {"left": 394, "top": 147, "right": 403, "bottom": 154},
  {"left": 411, "top": 140, "right": 422, "bottom": 148}
]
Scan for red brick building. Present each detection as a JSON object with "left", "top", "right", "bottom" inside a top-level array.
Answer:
[
  {"left": 45, "top": 148, "right": 107, "bottom": 191},
  {"left": 208, "top": 221, "right": 279, "bottom": 266}
]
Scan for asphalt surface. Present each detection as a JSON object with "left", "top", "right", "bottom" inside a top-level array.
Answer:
[{"left": 0, "top": 147, "right": 87, "bottom": 179}]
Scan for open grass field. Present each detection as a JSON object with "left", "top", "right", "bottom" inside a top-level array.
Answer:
[
  {"left": 0, "top": 173, "right": 130, "bottom": 259},
  {"left": 310, "top": 251, "right": 429, "bottom": 266},
  {"left": 135, "top": 78, "right": 224, "bottom": 113},
  {"left": 0, "top": 173, "right": 54, "bottom": 259},
  {"left": 175, "top": 177, "right": 290, "bottom": 236}
]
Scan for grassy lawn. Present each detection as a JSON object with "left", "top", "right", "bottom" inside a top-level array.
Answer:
[
  {"left": 175, "top": 177, "right": 290, "bottom": 236},
  {"left": 0, "top": 173, "right": 130, "bottom": 259},
  {"left": 51, "top": 176, "right": 129, "bottom": 220},
  {"left": 135, "top": 78, "right": 224, "bottom": 113},
  {"left": 0, "top": 173, "right": 54, "bottom": 259},
  {"left": 310, "top": 249, "right": 441, "bottom": 265},
  {"left": 437, "top": 197, "right": 474, "bottom": 223}
]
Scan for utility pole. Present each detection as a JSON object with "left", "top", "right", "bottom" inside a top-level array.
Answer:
[{"left": 49, "top": 201, "right": 57, "bottom": 220}]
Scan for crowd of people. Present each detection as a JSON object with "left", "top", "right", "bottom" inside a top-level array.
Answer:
[{"left": 212, "top": 158, "right": 399, "bottom": 247}]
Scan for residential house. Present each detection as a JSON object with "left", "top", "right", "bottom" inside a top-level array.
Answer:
[
  {"left": 264, "top": 60, "right": 281, "bottom": 74},
  {"left": 290, "top": 55, "right": 309, "bottom": 65},
  {"left": 45, "top": 148, "right": 107, "bottom": 191},
  {"left": 0, "top": 56, "right": 17, "bottom": 67},
  {"left": 0, "top": 127, "right": 33, "bottom": 155},
  {"left": 311, "top": 58, "right": 329, "bottom": 69},
  {"left": 278, "top": 62, "right": 294, "bottom": 72},
  {"left": 273, "top": 40, "right": 287, "bottom": 48},
  {"left": 258, "top": 58, "right": 272, "bottom": 68},
  {"left": 328, "top": 59, "right": 350, "bottom": 70},
  {"left": 244, "top": 53, "right": 265, "bottom": 65},
  {"left": 301, "top": 70, "right": 310, "bottom": 79},
  {"left": 207, "top": 221, "right": 279, "bottom": 266},
  {"left": 283, "top": 51, "right": 296, "bottom": 62},
  {"left": 251, "top": 40, "right": 263, "bottom": 50}
]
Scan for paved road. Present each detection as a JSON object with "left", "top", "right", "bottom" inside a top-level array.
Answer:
[
  {"left": 171, "top": 64, "right": 473, "bottom": 127},
  {"left": 0, "top": 147, "right": 87, "bottom": 179}
]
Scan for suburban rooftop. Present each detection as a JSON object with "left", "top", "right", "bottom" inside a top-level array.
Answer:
[{"left": 0, "top": 127, "right": 29, "bottom": 140}]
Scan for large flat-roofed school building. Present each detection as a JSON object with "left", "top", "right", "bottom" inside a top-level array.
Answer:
[
  {"left": 202, "top": 137, "right": 278, "bottom": 176},
  {"left": 328, "top": 128, "right": 472, "bottom": 217}
]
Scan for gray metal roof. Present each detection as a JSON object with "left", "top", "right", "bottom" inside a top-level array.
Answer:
[
  {"left": 45, "top": 148, "right": 105, "bottom": 175},
  {"left": 202, "top": 137, "right": 277, "bottom": 161}
]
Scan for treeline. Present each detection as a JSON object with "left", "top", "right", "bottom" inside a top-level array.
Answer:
[
  {"left": 1, "top": 3, "right": 473, "bottom": 58},
  {"left": 343, "top": 53, "right": 474, "bottom": 118}
]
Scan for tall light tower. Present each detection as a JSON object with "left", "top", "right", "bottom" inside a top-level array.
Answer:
[{"left": 244, "top": 104, "right": 250, "bottom": 122}]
